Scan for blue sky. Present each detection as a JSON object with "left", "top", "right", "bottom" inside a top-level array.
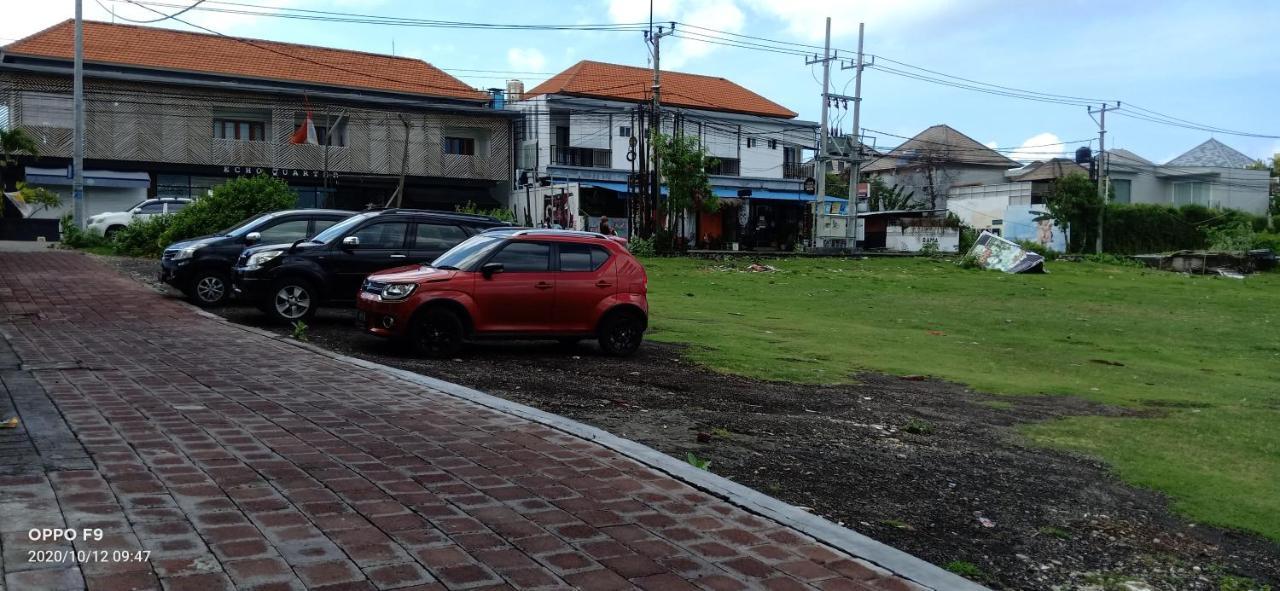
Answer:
[{"left": 8, "top": 0, "right": 1280, "bottom": 163}]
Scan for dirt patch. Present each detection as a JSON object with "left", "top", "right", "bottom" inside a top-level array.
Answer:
[{"left": 103, "top": 254, "right": 1280, "bottom": 591}]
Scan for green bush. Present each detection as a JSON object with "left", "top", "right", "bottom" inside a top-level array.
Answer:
[
  {"left": 628, "top": 235, "right": 656, "bottom": 257},
  {"left": 1102, "top": 203, "right": 1269, "bottom": 254},
  {"left": 454, "top": 201, "right": 514, "bottom": 223},
  {"left": 112, "top": 214, "right": 174, "bottom": 257},
  {"left": 1015, "top": 239, "right": 1058, "bottom": 261},
  {"left": 158, "top": 175, "right": 298, "bottom": 247},
  {"left": 59, "top": 215, "right": 109, "bottom": 249},
  {"left": 1253, "top": 232, "right": 1280, "bottom": 253}
]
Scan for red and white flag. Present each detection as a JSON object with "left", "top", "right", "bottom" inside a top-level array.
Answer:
[{"left": 290, "top": 112, "right": 318, "bottom": 145}]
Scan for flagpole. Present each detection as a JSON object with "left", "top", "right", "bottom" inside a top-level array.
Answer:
[{"left": 322, "top": 110, "right": 330, "bottom": 208}]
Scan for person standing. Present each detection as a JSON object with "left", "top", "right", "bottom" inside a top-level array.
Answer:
[{"left": 598, "top": 216, "right": 616, "bottom": 236}]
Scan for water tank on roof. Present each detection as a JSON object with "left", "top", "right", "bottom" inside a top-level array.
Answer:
[{"left": 1075, "top": 146, "right": 1093, "bottom": 164}]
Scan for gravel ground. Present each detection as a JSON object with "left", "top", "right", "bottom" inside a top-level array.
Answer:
[{"left": 102, "top": 253, "right": 1280, "bottom": 591}]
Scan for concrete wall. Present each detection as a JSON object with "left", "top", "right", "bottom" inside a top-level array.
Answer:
[
  {"left": 875, "top": 166, "right": 1012, "bottom": 209},
  {"left": 885, "top": 225, "right": 959, "bottom": 253},
  {"left": 2, "top": 73, "right": 513, "bottom": 182},
  {"left": 946, "top": 182, "right": 1033, "bottom": 233},
  {"left": 23, "top": 186, "right": 147, "bottom": 220},
  {"left": 1109, "top": 167, "right": 1269, "bottom": 215}
]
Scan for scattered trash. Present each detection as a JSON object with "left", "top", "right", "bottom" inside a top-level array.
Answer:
[
  {"left": 745, "top": 263, "right": 778, "bottom": 273},
  {"left": 978, "top": 516, "right": 996, "bottom": 528},
  {"left": 1134, "top": 249, "right": 1275, "bottom": 275},
  {"left": 0, "top": 417, "right": 18, "bottom": 429},
  {"left": 696, "top": 432, "right": 712, "bottom": 443},
  {"left": 1088, "top": 359, "right": 1126, "bottom": 367},
  {"left": 927, "top": 330, "right": 946, "bottom": 336},
  {"left": 1213, "top": 267, "right": 1246, "bottom": 280},
  {"left": 966, "top": 231, "right": 1046, "bottom": 273}
]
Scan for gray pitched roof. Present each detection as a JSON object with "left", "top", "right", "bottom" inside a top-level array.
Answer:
[
  {"left": 862, "top": 124, "right": 1020, "bottom": 172},
  {"left": 1166, "top": 139, "right": 1256, "bottom": 168},
  {"left": 1008, "top": 158, "right": 1090, "bottom": 181},
  {"left": 1106, "top": 148, "right": 1153, "bottom": 167}
]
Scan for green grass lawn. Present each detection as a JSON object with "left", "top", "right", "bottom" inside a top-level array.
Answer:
[{"left": 642, "top": 256, "right": 1280, "bottom": 540}]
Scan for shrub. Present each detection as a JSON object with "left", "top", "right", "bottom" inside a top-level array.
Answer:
[
  {"left": 59, "top": 215, "right": 109, "bottom": 249},
  {"left": 1102, "top": 203, "right": 1268, "bottom": 254},
  {"left": 1206, "top": 221, "right": 1256, "bottom": 253},
  {"left": 958, "top": 224, "right": 979, "bottom": 254},
  {"left": 628, "top": 235, "right": 656, "bottom": 257},
  {"left": 1015, "top": 239, "right": 1058, "bottom": 261},
  {"left": 918, "top": 240, "right": 941, "bottom": 258},
  {"left": 112, "top": 214, "right": 173, "bottom": 257},
  {"left": 159, "top": 175, "right": 298, "bottom": 247},
  {"left": 454, "top": 201, "right": 515, "bottom": 223},
  {"left": 1253, "top": 232, "right": 1280, "bottom": 253}
]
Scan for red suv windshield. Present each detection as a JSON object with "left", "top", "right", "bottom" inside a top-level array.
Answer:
[{"left": 430, "top": 235, "right": 504, "bottom": 270}]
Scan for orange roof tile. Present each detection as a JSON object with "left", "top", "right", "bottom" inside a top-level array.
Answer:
[
  {"left": 524, "top": 60, "right": 797, "bottom": 118},
  {"left": 3, "top": 20, "right": 488, "bottom": 102}
]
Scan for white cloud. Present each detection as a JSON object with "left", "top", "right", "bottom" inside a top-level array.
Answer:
[
  {"left": 741, "top": 0, "right": 964, "bottom": 42},
  {"left": 507, "top": 47, "right": 548, "bottom": 72},
  {"left": 984, "top": 141, "right": 998, "bottom": 150},
  {"left": 603, "top": 0, "right": 745, "bottom": 69},
  {"left": 1008, "top": 132, "right": 1065, "bottom": 163}
]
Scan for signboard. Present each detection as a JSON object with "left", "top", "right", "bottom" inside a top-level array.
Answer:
[
  {"left": 966, "top": 231, "right": 1045, "bottom": 273},
  {"left": 222, "top": 166, "right": 338, "bottom": 180},
  {"left": 802, "top": 177, "right": 816, "bottom": 194}
]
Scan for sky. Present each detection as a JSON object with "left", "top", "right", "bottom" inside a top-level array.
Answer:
[{"left": 4, "top": 0, "right": 1279, "bottom": 164}]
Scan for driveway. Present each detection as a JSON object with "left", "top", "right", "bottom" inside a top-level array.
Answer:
[{"left": 0, "top": 251, "right": 973, "bottom": 590}]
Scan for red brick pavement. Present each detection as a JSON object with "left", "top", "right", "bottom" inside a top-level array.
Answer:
[{"left": 0, "top": 252, "right": 929, "bottom": 591}]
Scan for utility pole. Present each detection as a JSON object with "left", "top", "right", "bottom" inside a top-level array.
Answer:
[
  {"left": 840, "top": 23, "right": 867, "bottom": 249},
  {"left": 72, "top": 0, "right": 85, "bottom": 229},
  {"left": 1089, "top": 101, "right": 1120, "bottom": 254},
  {"left": 646, "top": 21, "right": 673, "bottom": 233},
  {"left": 806, "top": 17, "right": 834, "bottom": 249}
]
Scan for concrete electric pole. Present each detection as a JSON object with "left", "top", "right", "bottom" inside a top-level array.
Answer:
[
  {"left": 806, "top": 17, "right": 833, "bottom": 249},
  {"left": 646, "top": 21, "right": 673, "bottom": 232},
  {"left": 840, "top": 23, "right": 867, "bottom": 249},
  {"left": 73, "top": 0, "right": 86, "bottom": 229},
  {"left": 1089, "top": 101, "right": 1120, "bottom": 254}
]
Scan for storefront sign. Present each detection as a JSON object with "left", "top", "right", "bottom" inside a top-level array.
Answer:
[{"left": 222, "top": 166, "right": 338, "bottom": 180}]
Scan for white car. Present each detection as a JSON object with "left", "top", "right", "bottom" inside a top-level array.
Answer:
[{"left": 87, "top": 198, "right": 192, "bottom": 237}]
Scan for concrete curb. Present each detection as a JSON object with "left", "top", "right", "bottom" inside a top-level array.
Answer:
[{"left": 190, "top": 307, "right": 989, "bottom": 591}]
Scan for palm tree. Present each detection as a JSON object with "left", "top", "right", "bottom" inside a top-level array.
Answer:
[{"left": 1, "top": 128, "right": 40, "bottom": 191}]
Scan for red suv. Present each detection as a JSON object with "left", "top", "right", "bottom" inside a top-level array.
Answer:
[{"left": 356, "top": 228, "right": 648, "bottom": 357}]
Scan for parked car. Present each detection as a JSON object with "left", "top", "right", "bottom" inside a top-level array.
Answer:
[
  {"left": 355, "top": 228, "right": 648, "bottom": 358},
  {"left": 232, "top": 209, "right": 510, "bottom": 324},
  {"left": 161, "top": 209, "right": 353, "bottom": 307},
  {"left": 87, "top": 198, "right": 191, "bottom": 237}
]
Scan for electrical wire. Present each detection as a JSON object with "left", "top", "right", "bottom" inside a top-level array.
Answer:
[{"left": 99, "top": 0, "right": 207, "bottom": 23}]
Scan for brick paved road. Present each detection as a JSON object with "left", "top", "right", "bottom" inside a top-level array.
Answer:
[{"left": 0, "top": 252, "right": 934, "bottom": 591}]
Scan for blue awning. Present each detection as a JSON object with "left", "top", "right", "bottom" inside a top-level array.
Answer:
[
  {"left": 578, "top": 181, "right": 845, "bottom": 204},
  {"left": 581, "top": 181, "right": 629, "bottom": 192}
]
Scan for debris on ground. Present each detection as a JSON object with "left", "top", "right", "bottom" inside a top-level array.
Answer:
[
  {"left": 746, "top": 263, "right": 778, "bottom": 273},
  {"left": 1132, "top": 249, "right": 1277, "bottom": 275},
  {"left": 1, "top": 417, "right": 18, "bottom": 429},
  {"left": 967, "top": 231, "right": 1046, "bottom": 273}
]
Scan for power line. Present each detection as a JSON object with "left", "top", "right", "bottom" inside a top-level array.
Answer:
[{"left": 98, "top": 0, "right": 206, "bottom": 23}]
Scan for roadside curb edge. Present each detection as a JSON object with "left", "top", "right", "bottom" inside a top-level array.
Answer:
[{"left": 190, "top": 307, "right": 989, "bottom": 591}]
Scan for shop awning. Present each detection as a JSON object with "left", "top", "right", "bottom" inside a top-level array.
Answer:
[{"left": 25, "top": 166, "right": 151, "bottom": 189}]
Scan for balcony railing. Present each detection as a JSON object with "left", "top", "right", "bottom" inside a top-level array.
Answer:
[
  {"left": 552, "top": 145, "right": 612, "bottom": 168},
  {"left": 783, "top": 162, "right": 806, "bottom": 179}
]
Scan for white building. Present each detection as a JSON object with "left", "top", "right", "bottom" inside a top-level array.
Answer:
[{"left": 508, "top": 60, "right": 827, "bottom": 251}]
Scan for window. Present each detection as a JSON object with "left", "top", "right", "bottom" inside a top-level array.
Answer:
[
  {"left": 136, "top": 201, "right": 166, "bottom": 214},
  {"left": 20, "top": 92, "right": 72, "bottom": 128},
  {"left": 705, "top": 158, "right": 740, "bottom": 176},
  {"left": 768, "top": 139, "right": 778, "bottom": 150},
  {"left": 414, "top": 223, "right": 468, "bottom": 251},
  {"left": 490, "top": 242, "right": 550, "bottom": 272},
  {"left": 296, "top": 113, "right": 348, "bottom": 147},
  {"left": 214, "top": 119, "right": 266, "bottom": 141},
  {"left": 312, "top": 218, "right": 340, "bottom": 234},
  {"left": 618, "top": 126, "right": 632, "bottom": 138},
  {"left": 165, "top": 201, "right": 189, "bottom": 214},
  {"left": 350, "top": 222, "right": 409, "bottom": 249},
  {"left": 746, "top": 137, "right": 757, "bottom": 148},
  {"left": 1173, "top": 181, "right": 1209, "bottom": 206},
  {"left": 559, "top": 243, "right": 610, "bottom": 272},
  {"left": 1111, "top": 179, "right": 1132, "bottom": 204},
  {"left": 444, "top": 136, "right": 476, "bottom": 155},
  {"left": 258, "top": 219, "right": 311, "bottom": 244}
]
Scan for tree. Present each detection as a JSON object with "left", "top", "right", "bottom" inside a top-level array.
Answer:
[
  {"left": 654, "top": 132, "right": 719, "bottom": 246},
  {"left": 1045, "top": 171, "right": 1102, "bottom": 253},
  {"left": 867, "top": 176, "right": 920, "bottom": 211},
  {"left": 824, "top": 172, "right": 848, "bottom": 199},
  {"left": 901, "top": 145, "right": 958, "bottom": 210},
  {"left": 1, "top": 128, "right": 40, "bottom": 191}
]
